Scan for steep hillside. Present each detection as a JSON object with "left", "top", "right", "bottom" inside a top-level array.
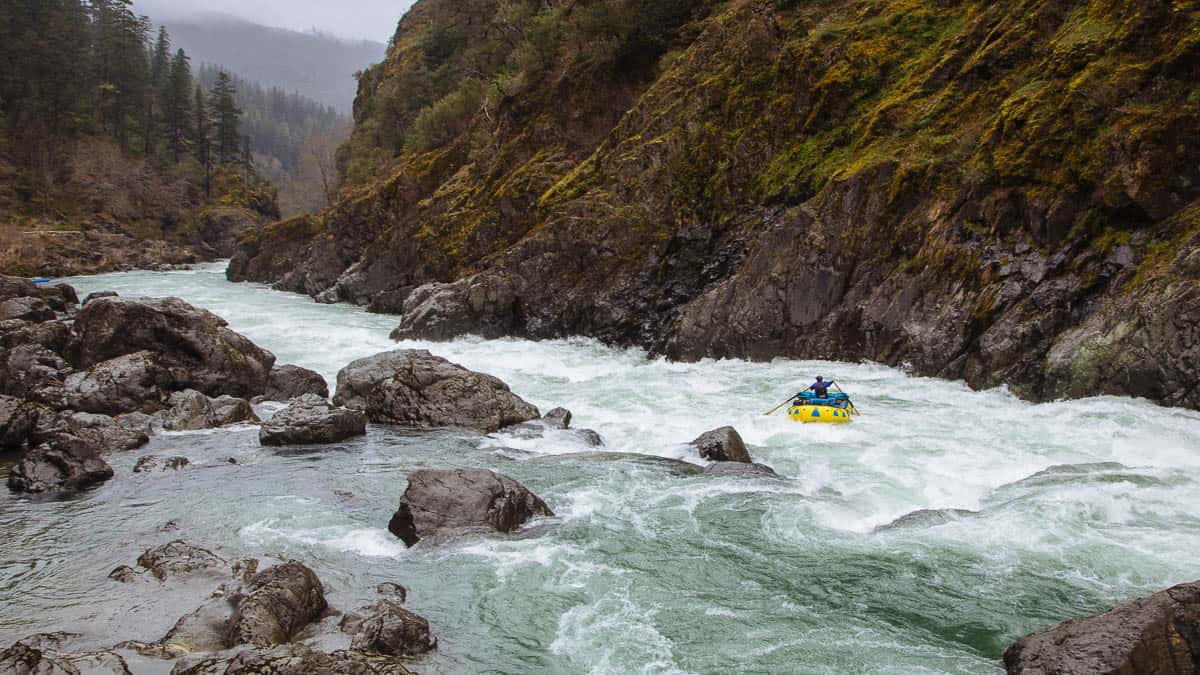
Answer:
[
  {"left": 230, "top": 0, "right": 1200, "bottom": 409},
  {"left": 155, "top": 16, "right": 386, "bottom": 111}
]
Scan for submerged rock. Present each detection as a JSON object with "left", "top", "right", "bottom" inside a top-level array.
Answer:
[
  {"left": 133, "top": 456, "right": 191, "bottom": 473},
  {"left": 1003, "top": 581, "right": 1200, "bottom": 674},
  {"left": 7, "top": 440, "right": 114, "bottom": 493},
  {"left": 172, "top": 645, "right": 415, "bottom": 675},
  {"left": 73, "top": 296, "right": 275, "bottom": 399},
  {"left": 690, "top": 426, "right": 751, "bottom": 463},
  {"left": 503, "top": 407, "right": 605, "bottom": 447},
  {"left": 259, "top": 394, "right": 366, "bottom": 446},
  {"left": 387, "top": 468, "right": 554, "bottom": 547},
  {"left": 703, "top": 462, "right": 778, "bottom": 478},
  {"left": 333, "top": 350, "right": 539, "bottom": 433},
  {"left": 873, "top": 508, "right": 978, "bottom": 533},
  {"left": 0, "top": 633, "right": 130, "bottom": 675},
  {"left": 350, "top": 600, "right": 436, "bottom": 656},
  {"left": 265, "top": 365, "right": 329, "bottom": 401},
  {"left": 136, "top": 541, "right": 227, "bottom": 581}
]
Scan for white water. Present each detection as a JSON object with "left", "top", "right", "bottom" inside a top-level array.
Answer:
[{"left": 3, "top": 262, "right": 1199, "bottom": 673}]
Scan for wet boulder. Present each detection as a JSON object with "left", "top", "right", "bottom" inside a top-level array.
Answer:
[
  {"left": 387, "top": 468, "right": 554, "bottom": 547},
  {"left": 0, "top": 633, "right": 129, "bottom": 675},
  {"left": 133, "top": 456, "right": 191, "bottom": 473},
  {"left": 333, "top": 350, "right": 539, "bottom": 433},
  {"left": 7, "top": 439, "right": 114, "bottom": 493},
  {"left": 689, "top": 426, "right": 751, "bottom": 463},
  {"left": 0, "top": 297, "right": 55, "bottom": 323},
  {"left": 136, "top": 541, "right": 227, "bottom": 580},
  {"left": 1003, "top": 581, "right": 1200, "bottom": 674},
  {"left": 0, "top": 318, "right": 73, "bottom": 353},
  {"left": 259, "top": 394, "right": 366, "bottom": 446},
  {"left": 162, "top": 390, "right": 259, "bottom": 431},
  {"left": 73, "top": 296, "right": 275, "bottom": 399},
  {"left": 265, "top": 365, "right": 329, "bottom": 401},
  {"left": 0, "top": 344, "right": 71, "bottom": 406},
  {"left": 83, "top": 290, "right": 119, "bottom": 305},
  {"left": 350, "top": 600, "right": 436, "bottom": 656},
  {"left": 0, "top": 395, "right": 40, "bottom": 449},
  {"left": 703, "top": 462, "right": 779, "bottom": 478},
  {"left": 226, "top": 561, "right": 329, "bottom": 648},
  {"left": 38, "top": 412, "right": 150, "bottom": 453},
  {"left": 62, "top": 351, "right": 171, "bottom": 415}
]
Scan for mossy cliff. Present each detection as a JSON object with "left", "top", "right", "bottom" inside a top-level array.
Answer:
[{"left": 230, "top": 0, "right": 1200, "bottom": 409}]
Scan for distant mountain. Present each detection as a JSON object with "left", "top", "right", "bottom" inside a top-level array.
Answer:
[{"left": 150, "top": 15, "right": 385, "bottom": 112}]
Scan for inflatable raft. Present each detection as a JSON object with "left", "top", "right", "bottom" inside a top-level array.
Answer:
[{"left": 788, "top": 392, "right": 854, "bottom": 424}]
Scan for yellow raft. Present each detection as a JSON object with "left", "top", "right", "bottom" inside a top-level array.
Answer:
[{"left": 788, "top": 404, "right": 853, "bottom": 424}]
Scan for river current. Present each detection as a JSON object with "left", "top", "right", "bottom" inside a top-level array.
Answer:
[{"left": 2, "top": 263, "right": 1199, "bottom": 674}]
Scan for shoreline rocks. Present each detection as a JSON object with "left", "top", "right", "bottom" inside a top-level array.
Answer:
[
  {"left": 387, "top": 468, "right": 554, "bottom": 547},
  {"left": 333, "top": 350, "right": 539, "bottom": 433},
  {"left": 1003, "top": 581, "right": 1200, "bottom": 674},
  {"left": 161, "top": 390, "right": 259, "bottom": 431}
]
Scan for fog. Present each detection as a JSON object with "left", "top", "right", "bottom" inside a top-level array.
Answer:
[{"left": 132, "top": 0, "right": 416, "bottom": 42}]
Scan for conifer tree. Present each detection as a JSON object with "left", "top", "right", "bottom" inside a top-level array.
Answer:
[
  {"left": 211, "top": 71, "right": 242, "bottom": 165},
  {"left": 194, "top": 85, "right": 213, "bottom": 195},
  {"left": 164, "top": 49, "right": 193, "bottom": 162}
]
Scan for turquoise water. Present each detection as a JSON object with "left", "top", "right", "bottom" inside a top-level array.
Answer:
[{"left": 2, "top": 263, "right": 1198, "bottom": 673}]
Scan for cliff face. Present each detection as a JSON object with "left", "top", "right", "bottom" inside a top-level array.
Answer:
[{"left": 230, "top": 0, "right": 1200, "bottom": 409}]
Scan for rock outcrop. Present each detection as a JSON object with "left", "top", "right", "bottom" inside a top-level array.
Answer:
[
  {"left": 74, "top": 296, "right": 275, "bottom": 399},
  {"left": 503, "top": 407, "right": 605, "bottom": 447},
  {"left": 259, "top": 394, "right": 366, "bottom": 446},
  {"left": 227, "top": 561, "right": 329, "bottom": 648},
  {"left": 226, "top": 0, "right": 1200, "bottom": 412},
  {"left": 0, "top": 633, "right": 130, "bottom": 675},
  {"left": 689, "top": 427, "right": 751, "bottom": 463},
  {"left": 1003, "top": 581, "right": 1200, "bottom": 674},
  {"left": 173, "top": 646, "right": 416, "bottom": 675},
  {"left": 333, "top": 350, "right": 538, "bottom": 433},
  {"left": 133, "top": 456, "right": 191, "bottom": 473},
  {"left": 136, "top": 541, "right": 227, "bottom": 581},
  {"left": 387, "top": 468, "right": 554, "bottom": 547},
  {"left": 265, "top": 365, "right": 329, "bottom": 401},
  {"left": 0, "top": 394, "right": 39, "bottom": 449}
]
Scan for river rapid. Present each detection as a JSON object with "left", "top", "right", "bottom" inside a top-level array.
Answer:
[{"left": 2, "top": 263, "right": 1199, "bottom": 674}]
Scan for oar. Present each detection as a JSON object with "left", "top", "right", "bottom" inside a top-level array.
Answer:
[
  {"left": 763, "top": 392, "right": 801, "bottom": 416},
  {"left": 832, "top": 382, "right": 862, "bottom": 416}
]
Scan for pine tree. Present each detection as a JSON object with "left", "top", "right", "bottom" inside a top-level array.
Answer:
[
  {"left": 164, "top": 49, "right": 193, "bottom": 162},
  {"left": 194, "top": 85, "right": 213, "bottom": 196},
  {"left": 144, "top": 26, "right": 171, "bottom": 154},
  {"left": 211, "top": 71, "right": 242, "bottom": 165},
  {"left": 90, "top": 0, "right": 151, "bottom": 149}
]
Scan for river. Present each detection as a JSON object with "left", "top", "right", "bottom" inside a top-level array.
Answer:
[{"left": 2, "top": 262, "right": 1199, "bottom": 674}]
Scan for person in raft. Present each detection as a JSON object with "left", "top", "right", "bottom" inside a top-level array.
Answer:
[{"left": 807, "top": 376, "right": 834, "bottom": 398}]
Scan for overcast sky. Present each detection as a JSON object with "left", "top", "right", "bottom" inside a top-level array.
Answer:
[{"left": 132, "top": 0, "right": 415, "bottom": 42}]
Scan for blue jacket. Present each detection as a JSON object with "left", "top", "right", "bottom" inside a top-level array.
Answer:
[{"left": 808, "top": 380, "right": 833, "bottom": 397}]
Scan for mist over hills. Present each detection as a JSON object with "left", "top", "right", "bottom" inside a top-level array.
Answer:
[{"left": 148, "top": 13, "right": 386, "bottom": 112}]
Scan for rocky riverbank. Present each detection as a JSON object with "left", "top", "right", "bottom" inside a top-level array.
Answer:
[{"left": 3, "top": 273, "right": 1197, "bottom": 672}]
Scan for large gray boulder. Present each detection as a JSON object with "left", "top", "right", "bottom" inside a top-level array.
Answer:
[
  {"left": 703, "top": 462, "right": 778, "bottom": 478},
  {"left": 38, "top": 411, "right": 150, "bottom": 453},
  {"left": 61, "top": 351, "right": 170, "bottom": 415},
  {"left": 1003, "top": 581, "right": 1200, "bottom": 674},
  {"left": 333, "top": 350, "right": 538, "bottom": 433},
  {"left": 265, "top": 365, "right": 329, "bottom": 401},
  {"left": 162, "top": 390, "right": 259, "bottom": 431},
  {"left": 689, "top": 426, "right": 751, "bottom": 463},
  {"left": 7, "top": 440, "right": 114, "bottom": 493},
  {"left": 73, "top": 296, "right": 275, "bottom": 399},
  {"left": 0, "top": 344, "right": 71, "bottom": 406},
  {"left": 387, "top": 468, "right": 554, "bottom": 547},
  {"left": 0, "top": 275, "right": 77, "bottom": 314},
  {"left": 259, "top": 394, "right": 366, "bottom": 446}
]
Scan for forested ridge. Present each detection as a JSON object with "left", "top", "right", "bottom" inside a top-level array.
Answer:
[{"left": 0, "top": 0, "right": 277, "bottom": 275}]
